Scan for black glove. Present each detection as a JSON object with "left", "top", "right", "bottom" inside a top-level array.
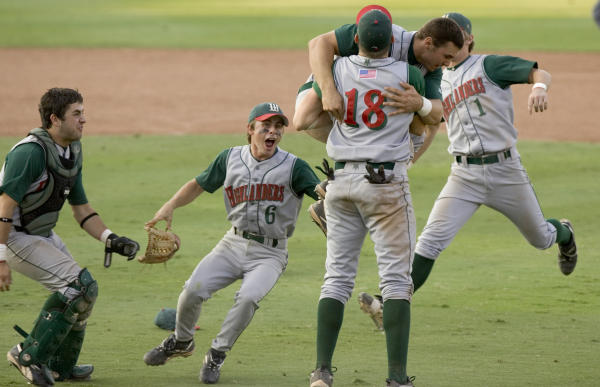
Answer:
[
  {"left": 315, "top": 158, "right": 335, "bottom": 180},
  {"left": 104, "top": 233, "right": 140, "bottom": 267},
  {"left": 364, "top": 164, "right": 394, "bottom": 184}
]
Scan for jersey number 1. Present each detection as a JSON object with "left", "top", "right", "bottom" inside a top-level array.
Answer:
[{"left": 344, "top": 88, "right": 387, "bottom": 130}]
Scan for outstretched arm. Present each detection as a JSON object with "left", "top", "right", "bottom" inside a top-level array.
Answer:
[
  {"left": 73, "top": 203, "right": 141, "bottom": 266},
  {"left": 146, "top": 179, "right": 205, "bottom": 230},
  {"left": 72, "top": 203, "right": 109, "bottom": 241},
  {"left": 527, "top": 68, "right": 551, "bottom": 114}
]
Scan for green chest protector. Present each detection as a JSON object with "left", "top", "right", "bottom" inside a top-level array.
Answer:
[{"left": 18, "top": 128, "right": 82, "bottom": 237}]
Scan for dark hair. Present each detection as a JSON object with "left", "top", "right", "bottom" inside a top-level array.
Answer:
[
  {"left": 415, "top": 17, "right": 464, "bottom": 49},
  {"left": 38, "top": 88, "right": 83, "bottom": 129},
  {"left": 247, "top": 120, "right": 256, "bottom": 143}
]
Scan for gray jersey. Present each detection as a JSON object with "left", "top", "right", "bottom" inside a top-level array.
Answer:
[
  {"left": 389, "top": 26, "right": 428, "bottom": 77},
  {"left": 441, "top": 54, "right": 518, "bottom": 155},
  {"left": 224, "top": 146, "right": 303, "bottom": 239},
  {"left": 326, "top": 55, "right": 414, "bottom": 163}
]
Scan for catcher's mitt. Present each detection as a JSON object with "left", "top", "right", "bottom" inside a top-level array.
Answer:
[{"left": 138, "top": 226, "right": 181, "bottom": 264}]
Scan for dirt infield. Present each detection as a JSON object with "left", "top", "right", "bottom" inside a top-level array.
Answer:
[{"left": 0, "top": 48, "right": 597, "bottom": 142}]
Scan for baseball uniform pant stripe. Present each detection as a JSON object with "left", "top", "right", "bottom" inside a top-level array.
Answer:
[{"left": 6, "top": 230, "right": 81, "bottom": 293}]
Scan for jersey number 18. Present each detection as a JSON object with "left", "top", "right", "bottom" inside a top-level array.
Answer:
[{"left": 344, "top": 88, "right": 388, "bottom": 130}]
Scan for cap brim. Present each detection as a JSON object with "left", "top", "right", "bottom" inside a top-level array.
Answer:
[
  {"left": 254, "top": 113, "right": 289, "bottom": 126},
  {"left": 356, "top": 5, "right": 392, "bottom": 24}
]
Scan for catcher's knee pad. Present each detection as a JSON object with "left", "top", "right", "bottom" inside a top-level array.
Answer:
[{"left": 67, "top": 268, "right": 98, "bottom": 322}]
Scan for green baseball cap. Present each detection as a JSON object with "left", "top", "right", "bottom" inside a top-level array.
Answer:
[
  {"left": 248, "top": 102, "right": 288, "bottom": 126},
  {"left": 443, "top": 12, "right": 472, "bottom": 34},
  {"left": 357, "top": 9, "right": 392, "bottom": 52}
]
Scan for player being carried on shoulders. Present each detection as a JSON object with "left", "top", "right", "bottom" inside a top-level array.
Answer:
[
  {"left": 308, "top": 7, "right": 436, "bottom": 387},
  {"left": 297, "top": 4, "right": 464, "bottom": 236}
]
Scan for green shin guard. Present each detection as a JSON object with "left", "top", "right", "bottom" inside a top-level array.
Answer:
[
  {"left": 19, "top": 292, "right": 77, "bottom": 366},
  {"left": 19, "top": 268, "right": 97, "bottom": 369},
  {"left": 47, "top": 324, "right": 86, "bottom": 380}
]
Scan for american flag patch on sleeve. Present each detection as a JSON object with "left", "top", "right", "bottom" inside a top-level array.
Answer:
[{"left": 359, "top": 69, "right": 377, "bottom": 79}]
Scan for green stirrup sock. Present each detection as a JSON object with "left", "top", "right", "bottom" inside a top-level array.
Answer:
[
  {"left": 547, "top": 218, "right": 572, "bottom": 245},
  {"left": 315, "top": 297, "right": 344, "bottom": 370},
  {"left": 384, "top": 299, "right": 411, "bottom": 384},
  {"left": 412, "top": 253, "right": 435, "bottom": 292}
]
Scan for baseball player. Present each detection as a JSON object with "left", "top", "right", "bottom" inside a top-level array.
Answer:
[
  {"left": 0, "top": 88, "right": 140, "bottom": 386},
  {"left": 309, "top": 10, "right": 425, "bottom": 387},
  {"left": 294, "top": 4, "right": 464, "bottom": 163},
  {"left": 358, "top": 13, "right": 578, "bottom": 329},
  {"left": 142, "top": 102, "right": 321, "bottom": 384},
  {"left": 297, "top": 5, "right": 464, "bottom": 233}
]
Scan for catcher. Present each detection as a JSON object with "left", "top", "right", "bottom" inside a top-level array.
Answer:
[
  {"left": 1, "top": 88, "right": 139, "bottom": 386},
  {"left": 142, "top": 102, "right": 320, "bottom": 385}
]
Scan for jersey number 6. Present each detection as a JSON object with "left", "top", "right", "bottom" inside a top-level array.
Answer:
[
  {"left": 265, "top": 205, "right": 277, "bottom": 224},
  {"left": 344, "top": 88, "right": 388, "bottom": 130}
]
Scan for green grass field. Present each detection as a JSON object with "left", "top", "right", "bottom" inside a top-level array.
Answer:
[
  {"left": 1, "top": 134, "right": 598, "bottom": 386},
  {"left": 0, "top": 0, "right": 599, "bottom": 50},
  {"left": 1, "top": 0, "right": 599, "bottom": 386}
]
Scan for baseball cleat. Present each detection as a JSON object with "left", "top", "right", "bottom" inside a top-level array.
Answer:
[
  {"left": 7, "top": 343, "right": 55, "bottom": 386},
  {"left": 52, "top": 364, "right": 94, "bottom": 382},
  {"left": 309, "top": 200, "right": 327, "bottom": 236},
  {"left": 386, "top": 376, "right": 416, "bottom": 386},
  {"left": 309, "top": 366, "right": 334, "bottom": 387},
  {"left": 557, "top": 219, "right": 577, "bottom": 275},
  {"left": 200, "top": 348, "right": 226, "bottom": 384},
  {"left": 358, "top": 292, "right": 384, "bottom": 330},
  {"left": 52, "top": 364, "right": 94, "bottom": 381},
  {"left": 143, "top": 334, "right": 195, "bottom": 366}
]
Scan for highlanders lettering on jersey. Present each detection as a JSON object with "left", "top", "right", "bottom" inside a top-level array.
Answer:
[
  {"left": 442, "top": 76, "right": 486, "bottom": 119},
  {"left": 224, "top": 183, "right": 285, "bottom": 207}
]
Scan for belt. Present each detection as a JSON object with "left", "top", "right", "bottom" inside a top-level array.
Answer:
[
  {"left": 233, "top": 227, "right": 279, "bottom": 248},
  {"left": 455, "top": 150, "right": 512, "bottom": 165},
  {"left": 334, "top": 161, "right": 395, "bottom": 170}
]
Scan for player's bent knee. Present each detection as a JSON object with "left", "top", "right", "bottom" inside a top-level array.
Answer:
[
  {"left": 235, "top": 293, "right": 262, "bottom": 308},
  {"left": 68, "top": 268, "right": 98, "bottom": 316},
  {"left": 180, "top": 283, "right": 210, "bottom": 303}
]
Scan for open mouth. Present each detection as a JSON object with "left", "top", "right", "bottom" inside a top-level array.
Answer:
[{"left": 265, "top": 139, "right": 275, "bottom": 148}]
